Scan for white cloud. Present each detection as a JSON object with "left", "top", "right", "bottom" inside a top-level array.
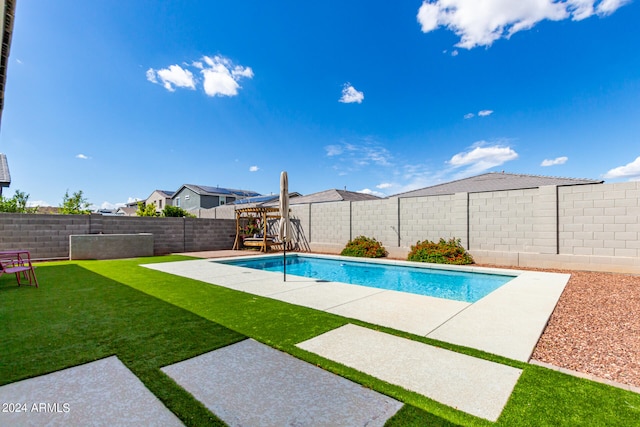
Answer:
[
  {"left": 541, "top": 156, "right": 568, "bottom": 166},
  {"left": 603, "top": 156, "right": 640, "bottom": 180},
  {"left": 376, "top": 182, "right": 393, "bottom": 189},
  {"left": 26, "top": 200, "right": 49, "bottom": 207},
  {"left": 325, "top": 145, "right": 344, "bottom": 156},
  {"left": 417, "top": 0, "right": 630, "bottom": 49},
  {"left": 249, "top": 165, "right": 259, "bottom": 172},
  {"left": 448, "top": 142, "right": 518, "bottom": 175},
  {"left": 465, "top": 110, "right": 493, "bottom": 119},
  {"left": 325, "top": 141, "right": 393, "bottom": 177},
  {"left": 339, "top": 84, "right": 364, "bottom": 104},
  {"left": 451, "top": 50, "right": 459, "bottom": 57},
  {"left": 100, "top": 201, "right": 125, "bottom": 210},
  {"left": 146, "top": 65, "right": 195, "bottom": 92},
  {"left": 358, "top": 188, "right": 387, "bottom": 198},
  {"left": 200, "top": 55, "right": 253, "bottom": 97},
  {"left": 76, "top": 154, "right": 90, "bottom": 160},
  {"left": 147, "top": 55, "right": 252, "bottom": 97}
]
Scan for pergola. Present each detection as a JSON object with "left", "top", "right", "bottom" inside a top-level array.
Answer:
[{"left": 232, "top": 206, "right": 282, "bottom": 252}]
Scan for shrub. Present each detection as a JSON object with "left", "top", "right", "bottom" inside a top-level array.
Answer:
[
  {"left": 162, "top": 205, "right": 196, "bottom": 218},
  {"left": 137, "top": 202, "right": 159, "bottom": 217},
  {"left": 407, "top": 238, "right": 474, "bottom": 265},
  {"left": 340, "top": 236, "right": 388, "bottom": 258},
  {"left": 59, "top": 189, "right": 91, "bottom": 214},
  {"left": 0, "top": 190, "right": 37, "bottom": 213}
]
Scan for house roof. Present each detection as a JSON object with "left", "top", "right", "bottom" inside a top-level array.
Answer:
[
  {"left": 284, "top": 189, "right": 381, "bottom": 205},
  {"left": 156, "top": 190, "right": 175, "bottom": 197},
  {"left": 233, "top": 194, "right": 280, "bottom": 205},
  {"left": 0, "top": 153, "right": 10, "bottom": 185},
  {"left": 393, "top": 172, "right": 604, "bottom": 198},
  {"left": 147, "top": 189, "right": 175, "bottom": 199},
  {"left": 175, "top": 184, "right": 261, "bottom": 198},
  {"left": 1, "top": 0, "right": 16, "bottom": 127},
  {"left": 115, "top": 206, "right": 137, "bottom": 216},
  {"left": 233, "top": 192, "right": 303, "bottom": 207}
]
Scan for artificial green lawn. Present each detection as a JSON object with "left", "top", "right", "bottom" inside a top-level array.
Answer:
[{"left": 1, "top": 256, "right": 639, "bottom": 426}]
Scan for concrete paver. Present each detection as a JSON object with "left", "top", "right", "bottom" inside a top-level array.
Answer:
[
  {"left": 427, "top": 271, "right": 570, "bottom": 361},
  {"left": 0, "top": 356, "right": 183, "bottom": 427},
  {"left": 298, "top": 324, "right": 522, "bottom": 422},
  {"left": 326, "top": 289, "right": 469, "bottom": 336},
  {"left": 162, "top": 339, "right": 403, "bottom": 427}
]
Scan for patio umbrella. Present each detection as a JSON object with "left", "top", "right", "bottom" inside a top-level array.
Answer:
[{"left": 279, "top": 171, "right": 292, "bottom": 281}]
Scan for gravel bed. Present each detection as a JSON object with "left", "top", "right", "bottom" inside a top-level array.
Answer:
[
  {"left": 531, "top": 270, "right": 640, "bottom": 389},
  {"left": 481, "top": 266, "right": 640, "bottom": 389}
]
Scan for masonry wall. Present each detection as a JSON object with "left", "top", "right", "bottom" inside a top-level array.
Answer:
[
  {"left": 400, "top": 194, "right": 468, "bottom": 248},
  {"left": 295, "top": 181, "right": 640, "bottom": 273},
  {"left": 0, "top": 213, "right": 236, "bottom": 259},
  {"left": 2, "top": 181, "right": 639, "bottom": 272}
]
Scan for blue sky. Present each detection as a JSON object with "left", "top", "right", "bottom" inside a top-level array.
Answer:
[{"left": 1, "top": 0, "right": 639, "bottom": 209}]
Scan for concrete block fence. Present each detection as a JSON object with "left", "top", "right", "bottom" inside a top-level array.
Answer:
[
  {"left": 0, "top": 213, "right": 236, "bottom": 260},
  {"left": 1, "top": 181, "right": 638, "bottom": 272},
  {"left": 288, "top": 181, "right": 640, "bottom": 273}
]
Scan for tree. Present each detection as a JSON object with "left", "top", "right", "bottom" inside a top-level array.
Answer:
[
  {"left": 59, "top": 190, "right": 91, "bottom": 215},
  {"left": 162, "top": 205, "right": 195, "bottom": 218},
  {"left": 0, "top": 189, "right": 38, "bottom": 213},
  {"left": 136, "top": 201, "right": 159, "bottom": 217}
]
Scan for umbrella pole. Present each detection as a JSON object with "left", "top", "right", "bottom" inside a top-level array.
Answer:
[{"left": 283, "top": 242, "right": 287, "bottom": 281}]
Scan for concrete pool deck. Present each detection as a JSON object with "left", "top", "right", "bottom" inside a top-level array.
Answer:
[{"left": 144, "top": 253, "right": 570, "bottom": 362}]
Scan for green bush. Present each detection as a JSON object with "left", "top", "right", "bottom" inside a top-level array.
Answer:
[
  {"left": 340, "top": 236, "right": 388, "bottom": 258},
  {"left": 407, "top": 238, "right": 474, "bottom": 265},
  {"left": 162, "top": 205, "right": 196, "bottom": 218},
  {"left": 0, "top": 190, "right": 37, "bottom": 213}
]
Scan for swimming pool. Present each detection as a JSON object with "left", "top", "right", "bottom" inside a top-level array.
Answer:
[{"left": 219, "top": 255, "right": 515, "bottom": 303}]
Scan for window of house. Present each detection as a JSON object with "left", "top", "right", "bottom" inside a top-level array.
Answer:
[
  {"left": 175, "top": 197, "right": 180, "bottom": 207},
  {"left": 159, "top": 200, "right": 163, "bottom": 209},
  {"left": 219, "top": 196, "right": 226, "bottom": 205}
]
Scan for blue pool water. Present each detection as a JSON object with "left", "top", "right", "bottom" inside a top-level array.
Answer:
[{"left": 219, "top": 255, "right": 514, "bottom": 303}]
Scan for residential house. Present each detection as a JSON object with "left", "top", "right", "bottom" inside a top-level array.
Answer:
[
  {"left": 0, "top": 0, "right": 16, "bottom": 195},
  {"left": 172, "top": 184, "right": 261, "bottom": 211},
  {"left": 145, "top": 190, "right": 175, "bottom": 213},
  {"left": 231, "top": 192, "right": 302, "bottom": 207},
  {"left": 280, "top": 188, "right": 380, "bottom": 205},
  {"left": 114, "top": 206, "right": 137, "bottom": 216},
  {"left": 0, "top": 153, "right": 9, "bottom": 196}
]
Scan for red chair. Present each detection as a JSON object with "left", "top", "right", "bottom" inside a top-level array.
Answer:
[{"left": 0, "top": 250, "right": 39, "bottom": 287}]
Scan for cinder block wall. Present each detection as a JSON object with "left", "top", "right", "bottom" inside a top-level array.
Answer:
[
  {"left": 2, "top": 181, "right": 639, "bottom": 272},
  {"left": 0, "top": 213, "right": 236, "bottom": 259},
  {"left": 559, "top": 182, "right": 640, "bottom": 258},
  {"left": 400, "top": 193, "right": 468, "bottom": 248},
  {"left": 307, "top": 201, "right": 351, "bottom": 252},
  {"left": 0, "top": 214, "right": 90, "bottom": 259},
  {"left": 469, "top": 186, "right": 557, "bottom": 254},
  {"left": 291, "top": 181, "right": 640, "bottom": 273},
  {"left": 352, "top": 198, "right": 399, "bottom": 247}
]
